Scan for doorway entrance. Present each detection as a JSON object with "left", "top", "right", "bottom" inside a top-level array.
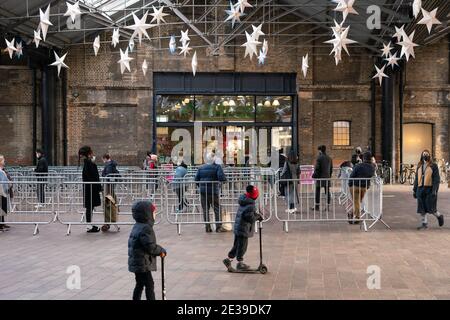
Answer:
[{"left": 402, "top": 123, "right": 433, "bottom": 165}]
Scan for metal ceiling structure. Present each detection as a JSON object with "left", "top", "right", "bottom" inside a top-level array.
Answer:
[{"left": 0, "top": 0, "right": 449, "bottom": 57}]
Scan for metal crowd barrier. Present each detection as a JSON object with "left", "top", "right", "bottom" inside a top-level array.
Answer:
[{"left": 275, "top": 177, "right": 390, "bottom": 232}]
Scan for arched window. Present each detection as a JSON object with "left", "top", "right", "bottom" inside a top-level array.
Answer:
[{"left": 333, "top": 121, "right": 351, "bottom": 146}]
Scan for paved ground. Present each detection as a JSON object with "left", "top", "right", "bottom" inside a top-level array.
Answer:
[{"left": 1, "top": 184, "right": 450, "bottom": 300}]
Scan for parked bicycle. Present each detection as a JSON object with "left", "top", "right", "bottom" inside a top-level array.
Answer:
[
  {"left": 376, "top": 160, "right": 392, "bottom": 184},
  {"left": 436, "top": 159, "right": 448, "bottom": 184},
  {"left": 399, "top": 164, "right": 415, "bottom": 185}
]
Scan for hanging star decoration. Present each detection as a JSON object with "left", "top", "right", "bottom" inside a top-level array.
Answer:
[
  {"left": 225, "top": 2, "right": 244, "bottom": 28},
  {"left": 169, "top": 35, "right": 176, "bottom": 54},
  {"left": 125, "top": 11, "right": 154, "bottom": 45},
  {"left": 251, "top": 24, "right": 264, "bottom": 41},
  {"left": 392, "top": 25, "right": 405, "bottom": 42},
  {"left": 324, "top": 25, "right": 357, "bottom": 65},
  {"left": 150, "top": 6, "right": 169, "bottom": 25},
  {"left": 93, "top": 35, "right": 100, "bottom": 56},
  {"left": 385, "top": 52, "right": 400, "bottom": 70},
  {"left": 142, "top": 59, "right": 148, "bottom": 76},
  {"left": 4, "top": 38, "right": 17, "bottom": 59},
  {"left": 15, "top": 41, "right": 23, "bottom": 59},
  {"left": 39, "top": 4, "right": 53, "bottom": 41},
  {"left": 397, "top": 30, "right": 419, "bottom": 61},
  {"left": 302, "top": 53, "right": 309, "bottom": 78},
  {"left": 418, "top": 7, "right": 441, "bottom": 34},
  {"left": 262, "top": 39, "right": 269, "bottom": 55},
  {"left": 117, "top": 48, "right": 133, "bottom": 74},
  {"left": 333, "top": 0, "right": 359, "bottom": 22},
  {"left": 235, "top": 0, "right": 253, "bottom": 13},
  {"left": 191, "top": 51, "right": 198, "bottom": 76},
  {"left": 241, "top": 31, "right": 261, "bottom": 61},
  {"left": 50, "top": 51, "right": 69, "bottom": 77},
  {"left": 178, "top": 41, "right": 192, "bottom": 58},
  {"left": 180, "top": 29, "right": 190, "bottom": 45},
  {"left": 257, "top": 48, "right": 267, "bottom": 65},
  {"left": 372, "top": 64, "right": 388, "bottom": 86},
  {"left": 33, "top": 30, "right": 42, "bottom": 48},
  {"left": 111, "top": 28, "right": 120, "bottom": 48},
  {"left": 380, "top": 42, "right": 393, "bottom": 58},
  {"left": 129, "top": 38, "right": 135, "bottom": 52},
  {"left": 64, "top": 1, "right": 81, "bottom": 24},
  {"left": 331, "top": 19, "right": 345, "bottom": 34},
  {"left": 412, "top": 0, "right": 422, "bottom": 19}
]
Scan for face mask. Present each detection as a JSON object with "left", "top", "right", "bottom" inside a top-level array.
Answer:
[
  {"left": 91, "top": 156, "right": 96, "bottom": 162},
  {"left": 423, "top": 155, "right": 430, "bottom": 162}
]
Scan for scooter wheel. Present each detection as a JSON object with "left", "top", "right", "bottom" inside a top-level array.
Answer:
[{"left": 259, "top": 265, "right": 268, "bottom": 274}]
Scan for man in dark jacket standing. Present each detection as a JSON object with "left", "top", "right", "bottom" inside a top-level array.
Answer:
[
  {"left": 312, "top": 145, "right": 333, "bottom": 210},
  {"left": 128, "top": 201, "right": 166, "bottom": 300},
  {"left": 35, "top": 148, "right": 48, "bottom": 206},
  {"left": 102, "top": 153, "right": 120, "bottom": 197},
  {"left": 195, "top": 153, "right": 227, "bottom": 233},
  {"left": 348, "top": 152, "right": 376, "bottom": 224},
  {"left": 223, "top": 185, "right": 262, "bottom": 271}
]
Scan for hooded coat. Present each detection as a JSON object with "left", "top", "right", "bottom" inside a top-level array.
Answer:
[
  {"left": 233, "top": 194, "right": 261, "bottom": 238},
  {"left": 128, "top": 201, "right": 164, "bottom": 273},
  {"left": 101, "top": 160, "right": 119, "bottom": 177}
]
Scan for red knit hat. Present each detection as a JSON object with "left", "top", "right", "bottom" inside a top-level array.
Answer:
[{"left": 246, "top": 186, "right": 259, "bottom": 200}]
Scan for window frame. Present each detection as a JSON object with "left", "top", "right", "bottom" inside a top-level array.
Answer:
[{"left": 332, "top": 120, "right": 351, "bottom": 147}]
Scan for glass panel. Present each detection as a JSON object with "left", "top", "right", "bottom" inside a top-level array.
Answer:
[
  {"left": 224, "top": 96, "right": 255, "bottom": 122},
  {"left": 194, "top": 95, "right": 225, "bottom": 121},
  {"left": 155, "top": 95, "right": 194, "bottom": 122},
  {"left": 156, "top": 126, "right": 194, "bottom": 164},
  {"left": 256, "top": 96, "right": 292, "bottom": 122},
  {"left": 271, "top": 127, "right": 292, "bottom": 154}
]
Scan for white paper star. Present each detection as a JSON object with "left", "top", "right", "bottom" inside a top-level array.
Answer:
[
  {"left": 4, "top": 38, "right": 17, "bottom": 59},
  {"left": 241, "top": 31, "right": 261, "bottom": 61},
  {"left": 178, "top": 41, "right": 192, "bottom": 58},
  {"left": 392, "top": 25, "right": 406, "bottom": 42},
  {"left": 385, "top": 52, "right": 400, "bottom": 70},
  {"left": 262, "top": 39, "right": 268, "bottom": 55},
  {"left": 39, "top": 4, "right": 53, "bottom": 41},
  {"left": 333, "top": 48, "right": 342, "bottom": 66},
  {"left": 302, "top": 53, "right": 309, "bottom": 78},
  {"left": 117, "top": 48, "right": 133, "bottom": 74},
  {"left": 397, "top": 30, "right": 419, "bottom": 61},
  {"left": 235, "top": 0, "right": 253, "bottom": 13},
  {"left": 381, "top": 42, "right": 393, "bottom": 57},
  {"left": 129, "top": 38, "right": 135, "bottom": 52},
  {"left": 15, "top": 41, "right": 23, "bottom": 58},
  {"left": 93, "top": 35, "right": 100, "bottom": 56},
  {"left": 111, "top": 28, "right": 120, "bottom": 48},
  {"left": 334, "top": 0, "right": 359, "bottom": 21},
  {"left": 64, "top": 1, "right": 81, "bottom": 23},
  {"left": 191, "top": 51, "right": 198, "bottom": 76},
  {"left": 257, "top": 49, "right": 266, "bottom": 65},
  {"left": 413, "top": 0, "right": 422, "bottom": 19},
  {"left": 169, "top": 35, "right": 176, "bottom": 54},
  {"left": 150, "top": 6, "right": 169, "bottom": 25},
  {"left": 251, "top": 24, "right": 265, "bottom": 41},
  {"left": 372, "top": 64, "right": 388, "bottom": 86},
  {"left": 50, "top": 51, "right": 69, "bottom": 77},
  {"left": 142, "top": 59, "right": 148, "bottom": 76},
  {"left": 180, "top": 29, "right": 190, "bottom": 45},
  {"left": 418, "top": 8, "right": 441, "bottom": 34},
  {"left": 331, "top": 19, "right": 345, "bottom": 34},
  {"left": 125, "top": 11, "right": 154, "bottom": 44},
  {"left": 33, "top": 30, "right": 42, "bottom": 48},
  {"left": 225, "top": 1, "right": 244, "bottom": 28},
  {"left": 324, "top": 26, "right": 357, "bottom": 58}
]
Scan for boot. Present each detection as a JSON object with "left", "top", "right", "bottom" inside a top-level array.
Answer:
[
  {"left": 437, "top": 214, "right": 444, "bottom": 227},
  {"left": 205, "top": 225, "right": 212, "bottom": 233},
  {"left": 417, "top": 223, "right": 428, "bottom": 230},
  {"left": 237, "top": 262, "right": 250, "bottom": 271},
  {"left": 87, "top": 226, "right": 100, "bottom": 233}
]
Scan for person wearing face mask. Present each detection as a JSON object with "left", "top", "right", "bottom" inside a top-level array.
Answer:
[
  {"left": 413, "top": 150, "right": 444, "bottom": 230},
  {"left": 79, "top": 146, "right": 102, "bottom": 233}
]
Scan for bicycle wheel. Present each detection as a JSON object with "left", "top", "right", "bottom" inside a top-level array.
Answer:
[
  {"left": 408, "top": 172, "right": 415, "bottom": 185},
  {"left": 382, "top": 170, "right": 391, "bottom": 184},
  {"left": 399, "top": 169, "right": 406, "bottom": 184}
]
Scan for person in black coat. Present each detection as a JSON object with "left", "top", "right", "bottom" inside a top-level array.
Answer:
[
  {"left": 128, "top": 200, "right": 166, "bottom": 300},
  {"left": 34, "top": 148, "right": 48, "bottom": 205},
  {"left": 79, "top": 146, "right": 102, "bottom": 233},
  {"left": 413, "top": 149, "right": 444, "bottom": 230},
  {"left": 312, "top": 145, "right": 333, "bottom": 210},
  {"left": 223, "top": 185, "right": 263, "bottom": 271}
]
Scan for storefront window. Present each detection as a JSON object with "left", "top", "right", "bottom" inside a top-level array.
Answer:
[
  {"left": 194, "top": 95, "right": 225, "bottom": 121},
  {"left": 256, "top": 96, "right": 292, "bottom": 122},
  {"left": 155, "top": 95, "right": 194, "bottom": 122}
]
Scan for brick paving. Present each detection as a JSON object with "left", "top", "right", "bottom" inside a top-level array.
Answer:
[{"left": 1, "top": 185, "right": 450, "bottom": 300}]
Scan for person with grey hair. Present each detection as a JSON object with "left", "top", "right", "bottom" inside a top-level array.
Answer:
[{"left": 195, "top": 153, "right": 227, "bottom": 233}]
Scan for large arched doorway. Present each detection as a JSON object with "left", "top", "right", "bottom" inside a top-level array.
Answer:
[{"left": 402, "top": 123, "right": 433, "bottom": 165}]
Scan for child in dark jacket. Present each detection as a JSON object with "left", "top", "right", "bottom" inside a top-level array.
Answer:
[
  {"left": 223, "top": 185, "right": 263, "bottom": 271},
  {"left": 128, "top": 200, "right": 166, "bottom": 300}
]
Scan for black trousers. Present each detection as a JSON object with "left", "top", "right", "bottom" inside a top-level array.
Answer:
[
  {"left": 200, "top": 192, "right": 222, "bottom": 229},
  {"left": 1, "top": 196, "right": 7, "bottom": 223},
  {"left": 315, "top": 180, "right": 331, "bottom": 207},
  {"left": 37, "top": 183, "right": 45, "bottom": 204},
  {"left": 228, "top": 236, "right": 249, "bottom": 262},
  {"left": 133, "top": 272, "right": 155, "bottom": 300},
  {"left": 175, "top": 187, "right": 189, "bottom": 210},
  {"left": 85, "top": 205, "right": 94, "bottom": 223}
]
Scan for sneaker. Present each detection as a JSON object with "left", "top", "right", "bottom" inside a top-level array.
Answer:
[
  {"left": 437, "top": 214, "right": 444, "bottom": 227},
  {"left": 216, "top": 227, "right": 227, "bottom": 233},
  {"left": 236, "top": 262, "right": 250, "bottom": 271},
  {"left": 223, "top": 258, "right": 232, "bottom": 268},
  {"left": 2, "top": 225, "right": 10, "bottom": 229},
  {"left": 205, "top": 226, "right": 212, "bottom": 233},
  {"left": 87, "top": 226, "right": 100, "bottom": 233},
  {"left": 417, "top": 223, "right": 428, "bottom": 230}
]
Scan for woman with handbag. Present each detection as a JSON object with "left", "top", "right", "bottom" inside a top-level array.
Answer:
[{"left": 280, "top": 150, "right": 300, "bottom": 213}]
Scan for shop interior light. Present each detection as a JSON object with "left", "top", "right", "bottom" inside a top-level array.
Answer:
[
  {"left": 229, "top": 99, "right": 236, "bottom": 107},
  {"left": 264, "top": 100, "right": 271, "bottom": 107},
  {"left": 223, "top": 101, "right": 229, "bottom": 107},
  {"left": 183, "top": 98, "right": 190, "bottom": 104},
  {"left": 273, "top": 99, "right": 280, "bottom": 107}
]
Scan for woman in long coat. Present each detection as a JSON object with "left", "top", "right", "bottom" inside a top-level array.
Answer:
[
  {"left": 413, "top": 149, "right": 444, "bottom": 230},
  {"left": 79, "top": 146, "right": 102, "bottom": 233}
]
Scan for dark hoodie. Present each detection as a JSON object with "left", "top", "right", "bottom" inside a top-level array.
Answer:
[
  {"left": 233, "top": 195, "right": 262, "bottom": 238},
  {"left": 128, "top": 201, "right": 164, "bottom": 273},
  {"left": 102, "top": 160, "right": 119, "bottom": 177}
]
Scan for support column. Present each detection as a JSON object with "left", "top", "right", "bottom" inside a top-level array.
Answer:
[{"left": 381, "top": 73, "right": 394, "bottom": 167}]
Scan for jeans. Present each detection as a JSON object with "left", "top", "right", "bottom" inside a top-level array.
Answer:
[
  {"left": 200, "top": 192, "right": 222, "bottom": 229},
  {"left": 175, "top": 187, "right": 189, "bottom": 211},
  {"left": 133, "top": 272, "right": 155, "bottom": 300},
  {"left": 315, "top": 180, "right": 331, "bottom": 208},
  {"left": 228, "top": 236, "right": 249, "bottom": 262}
]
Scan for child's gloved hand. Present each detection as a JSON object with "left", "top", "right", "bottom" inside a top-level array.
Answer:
[
  {"left": 256, "top": 214, "right": 264, "bottom": 222},
  {"left": 160, "top": 248, "right": 167, "bottom": 257}
]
